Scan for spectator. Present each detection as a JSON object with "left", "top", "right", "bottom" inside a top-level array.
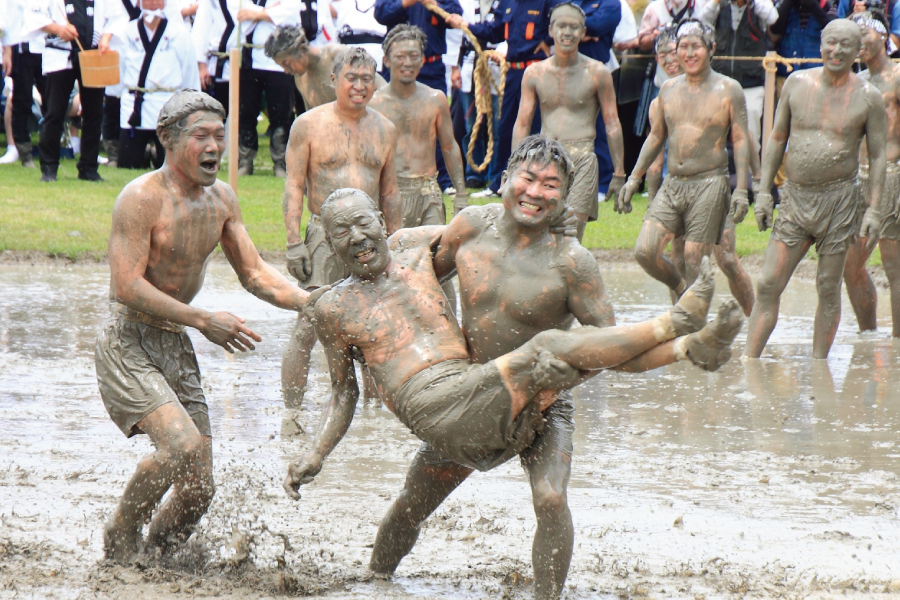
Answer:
[
  {"left": 298, "top": 0, "right": 338, "bottom": 46},
  {"left": 638, "top": 0, "right": 695, "bottom": 52},
  {"left": 769, "top": 0, "right": 837, "bottom": 76},
  {"left": 0, "top": 0, "right": 23, "bottom": 165},
  {"left": 612, "top": 0, "right": 639, "bottom": 54},
  {"left": 332, "top": 0, "right": 388, "bottom": 69}
]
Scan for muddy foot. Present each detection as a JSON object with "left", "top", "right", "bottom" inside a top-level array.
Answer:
[
  {"left": 681, "top": 299, "right": 744, "bottom": 372},
  {"left": 103, "top": 519, "right": 142, "bottom": 565},
  {"left": 670, "top": 256, "right": 715, "bottom": 336}
]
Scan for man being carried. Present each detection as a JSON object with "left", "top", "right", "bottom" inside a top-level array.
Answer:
[
  {"left": 96, "top": 91, "right": 310, "bottom": 562},
  {"left": 841, "top": 12, "right": 900, "bottom": 337},
  {"left": 281, "top": 47, "right": 401, "bottom": 407},
  {"left": 616, "top": 19, "right": 752, "bottom": 298},
  {"left": 369, "top": 24, "right": 468, "bottom": 306},
  {"left": 264, "top": 24, "right": 387, "bottom": 110},
  {"left": 745, "top": 19, "right": 887, "bottom": 359},
  {"left": 513, "top": 2, "right": 627, "bottom": 241}
]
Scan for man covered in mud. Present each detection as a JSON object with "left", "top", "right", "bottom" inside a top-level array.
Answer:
[
  {"left": 616, "top": 19, "right": 753, "bottom": 299},
  {"left": 281, "top": 47, "right": 401, "bottom": 407},
  {"left": 96, "top": 90, "right": 311, "bottom": 562},
  {"left": 744, "top": 18, "right": 887, "bottom": 359},
  {"left": 842, "top": 12, "right": 900, "bottom": 337},
  {"left": 264, "top": 24, "right": 387, "bottom": 110},
  {"left": 512, "top": 2, "right": 627, "bottom": 241}
]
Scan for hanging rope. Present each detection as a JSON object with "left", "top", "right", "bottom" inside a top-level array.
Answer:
[{"left": 426, "top": 3, "right": 508, "bottom": 173}]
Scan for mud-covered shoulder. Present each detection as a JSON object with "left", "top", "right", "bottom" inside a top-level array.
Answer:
[
  {"left": 861, "top": 77, "right": 888, "bottom": 111},
  {"left": 558, "top": 237, "right": 600, "bottom": 279},
  {"left": 114, "top": 171, "right": 164, "bottom": 213},
  {"left": 387, "top": 225, "right": 445, "bottom": 252}
]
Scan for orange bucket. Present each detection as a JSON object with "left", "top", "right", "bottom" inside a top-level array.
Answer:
[{"left": 78, "top": 49, "right": 120, "bottom": 87}]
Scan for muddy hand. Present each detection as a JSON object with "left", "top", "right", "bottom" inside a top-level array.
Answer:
[
  {"left": 549, "top": 205, "right": 578, "bottom": 237},
  {"left": 754, "top": 192, "right": 774, "bottom": 231},
  {"left": 731, "top": 189, "right": 749, "bottom": 224},
  {"left": 532, "top": 349, "right": 582, "bottom": 389},
  {"left": 860, "top": 207, "right": 882, "bottom": 253},
  {"left": 200, "top": 312, "right": 261, "bottom": 353},
  {"left": 605, "top": 175, "right": 626, "bottom": 204},
  {"left": 615, "top": 176, "right": 640, "bottom": 214},
  {"left": 283, "top": 456, "right": 322, "bottom": 500},
  {"left": 286, "top": 242, "right": 312, "bottom": 283}
]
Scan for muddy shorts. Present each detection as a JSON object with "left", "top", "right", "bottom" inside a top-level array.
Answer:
[
  {"left": 773, "top": 177, "right": 860, "bottom": 255},
  {"left": 860, "top": 163, "right": 900, "bottom": 241},
  {"left": 302, "top": 214, "right": 350, "bottom": 290},
  {"left": 392, "top": 359, "right": 546, "bottom": 472},
  {"left": 562, "top": 139, "right": 600, "bottom": 221},
  {"left": 399, "top": 174, "right": 446, "bottom": 229},
  {"left": 95, "top": 304, "right": 210, "bottom": 438},
  {"left": 644, "top": 169, "right": 731, "bottom": 245},
  {"left": 417, "top": 389, "right": 575, "bottom": 470}
]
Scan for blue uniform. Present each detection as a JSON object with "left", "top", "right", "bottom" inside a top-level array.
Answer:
[
  {"left": 376, "top": 0, "right": 463, "bottom": 189},
  {"left": 469, "top": 0, "right": 562, "bottom": 193},
  {"left": 576, "top": 0, "right": 621, "bottom": 193}
]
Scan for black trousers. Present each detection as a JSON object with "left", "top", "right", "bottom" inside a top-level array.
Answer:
[
  {"left": 11, "top": 46, "right": 47, "bottom": 143},
  {"left": 102, "top": 95, "right": 120, "bottom": 143},
  {"left": 238, "top": 68, "right": 294, "bottom": 151},
  {"left": 118, "top": 128, "right": 165, "bottom": 170},
  {"left": 204, "top": 80, "right": 231, "bottom": 118},
  {"left": 39, "top": 56, "right": 104, "bottom": 173}
]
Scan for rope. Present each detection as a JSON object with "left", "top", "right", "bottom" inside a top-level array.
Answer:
[
  {"left": 621, "top": 52, "right": 890, "bottom": 73},
  {"left": 426, "top": 3, "right": 508, "bottom": 173}
]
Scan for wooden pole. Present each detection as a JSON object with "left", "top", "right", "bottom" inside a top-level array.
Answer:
[
  {"left": 762, "top": 50, "right": 776, "bottom": 156},
  {"left": 228, "top": 48, "right": 241, "bottom": 193}
]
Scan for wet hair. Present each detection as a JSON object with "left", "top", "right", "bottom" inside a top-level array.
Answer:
[
  {"left": 320, "top": 188, "right": 380, "bottom": 230},
  {"left": 506, "top": 135, "right": 575, "bottom": 197},
  {"left": 156, "top": 90, "right": 225, "bottom": 140},
  {"left": 331, "top": 46, "right": 377, "bottom": 77},
  {"left": 675, "top": 18, "right": 716, "bottom": 50},
  {"left": 550, "top": 2, "right": 586, "bottom": 25},
  {"left": 655, "top": 24, "right": 679, "bottom": 52},
  {"left": 264, "top": 24, "right": 309, "bottom": 60},
  {"left": 383, "top": 24, "right": 427, "bottom": 57}
]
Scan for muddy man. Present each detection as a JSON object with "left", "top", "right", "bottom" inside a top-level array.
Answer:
[
  {"left": 744, "top": 18, "right": 887, "bottom": 359},
  {"left": 369, "top": 24, "right": 468, "bottom": 309},
  {"left": 512, "top": 2, "right": 626, "bottom": 241},
  {"left": 842, "top": 11, "right": 900, "bottom": 337},
  {"left": 280, "top": 47, "right": 401, "bottom": 407},
  {"left": 95, "top": 91, "right": 310, "bottom": 563},
  {"left": 617, "top": 19, "right": 753, "bottom": 300},
  {"left": 264, "top": 24, "right": 387, "bottom": 110}
]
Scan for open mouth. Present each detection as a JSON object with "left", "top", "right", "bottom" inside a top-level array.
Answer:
[
  {"left": 353, "top": 245, "right": 377, "bottom": 263},
  {"left": 350, "top": 92, "right": 367, "bottom": 102},
  {"left": 518, "top": 200, "right": 543, "bottom": 217},
  {"left": 199, "top": 158, "right": 218, "bottom": 174}
]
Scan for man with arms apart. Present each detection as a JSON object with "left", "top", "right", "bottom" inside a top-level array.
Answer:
[
  {"left": 281, "top": 47, "right": 400, "bottom": 407},
  {"left": 744, "top": 18, "right": 887, "bottom": 359},
  {"left": 97, "top": 91, "right": 310, "bottom": 562},
  {"left": 616, "top": 19, "right": 752, "bottom": 299},
  {"left": 369, "top": 24, "right": 467, "bottom": 305},
  {"left": 840, "top": 12, "right": 900, "bottom": 337},
  {"left": 513, "top": 2, "right": 626, "bottom": 241}
]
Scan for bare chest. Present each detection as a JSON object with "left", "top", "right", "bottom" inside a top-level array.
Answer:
[
  {"left": 664, "top": 88, "right": 731, "bottom": 132},
  {"left": 537, "top": 70, "right": 598, "bottom": 113},
  {"left": 149, "top": 199, "right": 227, "bottom": 265},
  {"left": 310, "top": 124, "right": 387, "bottom": 173},
  {"left": 790, "top": 86, "right": 868, "bottom": 136}
]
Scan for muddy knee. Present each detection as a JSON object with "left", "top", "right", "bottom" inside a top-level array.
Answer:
[
  {"left": 633, "top": 243, "right": 658, "bottom": 272},
  {"left": 816, "top": 268, "right": 843, "bottom": 303},
  {"left": 532, "top": 481, "right": 568, "bottom": 520},
  {"left": 161, "top": 430, "right": 205, "bottom": 472},
  {"left": 754, "top": 272, "right": 783, "bottom": 305}
]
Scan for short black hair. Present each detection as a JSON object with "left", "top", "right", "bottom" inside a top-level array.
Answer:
[
  {"left": 264, "top": 24, "right": 309, "bottom": 60},
  {"left": 675, "top": 18, "right": 716, "bottom": 50},
  {"left": 507, "top": 135, "right": 575, "bottom": 198},
  {"left": 383, "top": 23, "right": 427, "bottom": 57},
  {"left": 331, "top": 46, "right": 377, "bottom": 77},
  {"left": 157, "top": 90, "right": 225, "bottom": 144}
]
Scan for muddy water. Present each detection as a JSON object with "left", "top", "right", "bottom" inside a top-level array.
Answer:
[{"left": 1, "top": 263, "right": 899, "bottom": 599}]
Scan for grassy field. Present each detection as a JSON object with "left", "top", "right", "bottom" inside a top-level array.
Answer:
[{"left": 0, "top": 131, "right": 873, "bottom": 264}]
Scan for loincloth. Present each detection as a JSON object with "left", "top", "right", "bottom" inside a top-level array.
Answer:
[
  {"left": 773, "top": 177, "right": 860, "bottom": 255},
  {"left": 95, "top": 303, "right": 210, "bottom": 438},
  {"left": 561, "top": 138, "right": 600, "bottom": 221},
  {"left": 860, "top": 163, "right": 900, "bottom": 241},
  {"left": 391, "top": 359, "right": 546, "bottom": 472},
  {"left": 302, "top": 214, "right": 350, "bottom": 290},
  {"left": 398, "top": 173, "right": 446, "bottom": 229},
  {"left": 644, "top": 168, "right": 731, "bottom": 245}
]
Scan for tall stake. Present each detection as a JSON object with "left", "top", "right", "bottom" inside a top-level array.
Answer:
[
  {"left": 228, "top": 47, "right": 241, "bottom": 193},
  {"left": 762, "top": 51, "right": 776, "bottom": 156}
]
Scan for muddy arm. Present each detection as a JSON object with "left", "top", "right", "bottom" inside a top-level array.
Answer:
[
  {"left": 433, "top": 207, "right": 483, "bottom": 280},
  {"left": 380, "top": 124, "right": 402, "bottom": 234},
  {"left": 629, "top": 87, "right": 668, "bottom": 179},
  {"left": 284, "top": 118, "right": 311, "bottom": 245},
  {"left": 435, "top": 93, "right": 468, "bottom": 210},
  {"left": 566, "top": 245, "right": 616, "bottom": 328},
  {"left": 729, "top": 81, "right": 751, "bottom": 193},
  {"left": 598, "top": 66, "right": 625, "bottom": 179},
  {"left": 759, "top": 76, "right": 793, "bottom": 192},
  {"left": 512, "top": 68, "right": 539, "bottom": 150}
]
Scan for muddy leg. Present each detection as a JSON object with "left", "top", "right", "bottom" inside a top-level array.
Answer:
[
  {"left": 369, "top": 452, "right": 472, "bottom": 573},
  {"left": 743, "top": 238, "right": 811, "bottom": 358},
  {"left": 842, "top": 237, "right": 877, "bottom": 332},
  {"left": 682, "top": 240, "right": 713, "bottom": 289},
  {"left": 522, "top": 449, "right": 572, "bottom": 600},
  {"left": 714, "top": 229, "right": 755, "bottom": 316},
  {"left": 879, "top": 239, "right": 900, "bottom": 337},
  {"left": 104, "top": 403, "right": 210, "bottom": 563},
  {"left": 282, "top": 312, "right": 317, "bottom": 408},
  {"left": 668, "top": 237, "right": 686, "bottom": 304},
  {"left": 812, "top": 251, "right": 849, "bottom": 359},
  {"left": 634, "top": 222, "right": 682, "bottom": 293}
]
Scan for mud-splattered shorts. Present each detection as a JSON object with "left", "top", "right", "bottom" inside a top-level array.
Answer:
[
  {"left": 95, "top": 304, "right": 210, "bottom": 438},
  {"left": 398, "top": 174, "right": 447, "bottom": 229},
  {"left": 644, "top": 168, "right": 731, "bottom": 245},
  {"left": 301, "top": 214, "right": 350, "bottom": 290},
  {"left": 392, "top": 359, "right": 546, "bottom": 472},
  {"left": 773, "top": 177, "right": 860, "bottom": 255},
  {"left": 860, "top": 163, "right": 900, "bottom": 241},
  {"left": 562, "top": 139, "right": 600, "bottom": 221}
]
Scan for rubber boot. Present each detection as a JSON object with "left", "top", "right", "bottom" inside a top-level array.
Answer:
[
  {"left": 16, "top": 142, "right": 36, "bottom": 169},
  {"left": 104, "top": 139, "right": 119, "bottom": 169},
  {"left": 271, "top": 126, "right": 288, "bottom": 178},
  {"left": 237, "top": 145, "right": 256, "bottom": 176},
  {"left": 40, "top": 164, "right": 57, "bottom": 182}
]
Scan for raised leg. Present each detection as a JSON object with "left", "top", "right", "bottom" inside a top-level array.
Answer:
[
  {"left": 714, "top": 229, "right": 755, "bottom": 316},
  {"left": 812, "top": 251, "right": 849, "bottom": 359},
  {"left": 879, "top": 238, "right": 900, "bottom": 337},
  {"left": 842, "top": 237, "right": 877, "bottom": 332},
  {"left": 634, "top": 221, "right": 682, "bottom": 293},
  {"left": 282, "top": 312, "right": 317, "bottom": 408}
]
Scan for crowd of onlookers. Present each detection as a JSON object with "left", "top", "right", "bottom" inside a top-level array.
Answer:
[{"left": 0, "top": 0, "right": 891, "bottom": 189}]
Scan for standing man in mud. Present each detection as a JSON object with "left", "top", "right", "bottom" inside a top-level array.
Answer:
[
  {"left": 512, "top": 2, "right": 626, "bottom": 241},
  {"left": 281, "top": 47, "right": 400, "bottom": 407},
  {"left": 744, "top": 18, "right": 887, "bottom": 359},
  {"left": 841, "top": 12, "right": 900, "bottom": 337},
  {"left": 96, "top": 91, "right": 310, "bottom": 562},
  {"left": 616, "top": 19, "right": 752, "bottom": 299},
  {"left": 369, "top": 24, "right": 467, "bottom": 306}
]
